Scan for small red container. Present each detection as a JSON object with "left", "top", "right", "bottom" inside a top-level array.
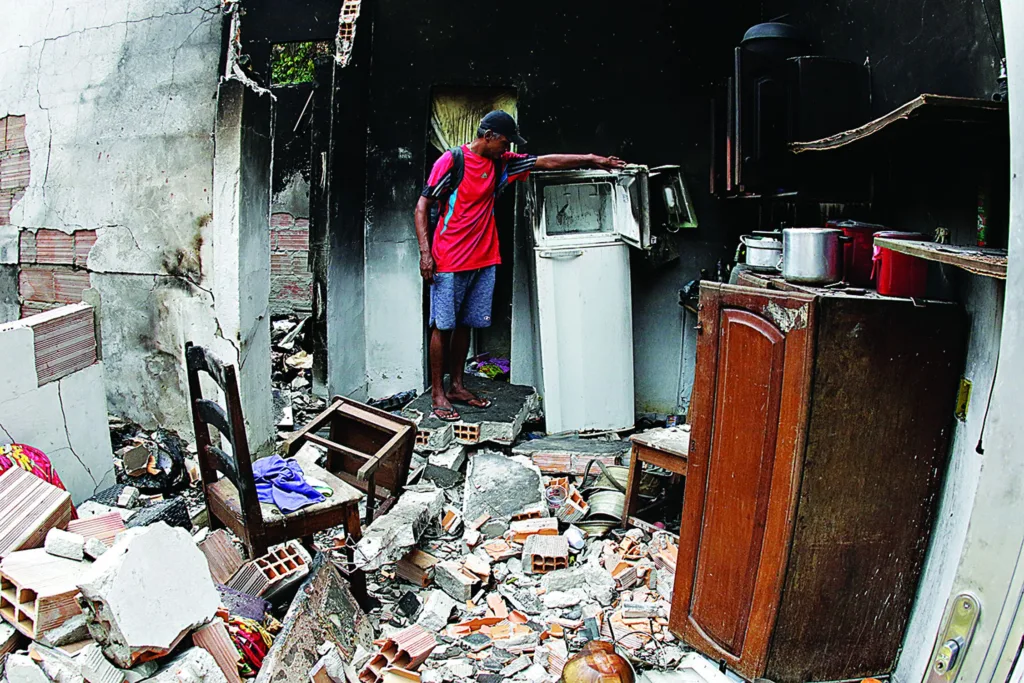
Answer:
[
  {"left": 833, "top": 220, "right": 885, "bottom": 287},
  {"left": 872, "top": 231, "right": 928, "bottom": 298}
]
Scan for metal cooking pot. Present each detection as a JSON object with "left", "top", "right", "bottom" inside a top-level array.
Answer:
[
  {"left": 741, "top": 234, "right": 783, "bottom": 271},
  {"left": 782, "top": 227, "right": 849, "bottom": 285}
]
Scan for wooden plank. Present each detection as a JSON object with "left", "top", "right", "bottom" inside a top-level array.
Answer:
[
  {"left": 791, "top": 94, "right": 1008, "bottom": 154},
  {"left": 874, "top": 237, "right": 1007, "bottom": 279},
  {"left": 633, "top": 444, "right": 688, "bottom": 475}
]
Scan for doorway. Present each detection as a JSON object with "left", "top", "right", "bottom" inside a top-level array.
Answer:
[{"left": 422, "top": 85, "right": 520, "bottom": 384}]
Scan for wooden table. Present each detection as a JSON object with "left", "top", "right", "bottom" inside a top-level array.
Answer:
[{"left": 623, "top": 426, "right": 689, "bottom": 532}]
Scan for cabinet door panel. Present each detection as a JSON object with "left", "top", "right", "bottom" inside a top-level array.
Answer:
[
  {"left": 671, "top": 284, "right": 815, "bottom": 679},
  {"left": 689, "top": 310, "right": 785, "bottom": 654}
]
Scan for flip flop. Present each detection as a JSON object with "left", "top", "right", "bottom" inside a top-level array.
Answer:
[
  {"left": 432, "top": 405, "right": 461, "bottom": 422},
  {"left": 449, "top": 396, "right": 493, "bottom": 409}
]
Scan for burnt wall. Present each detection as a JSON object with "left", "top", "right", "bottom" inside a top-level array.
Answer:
[
  {"left": 760, "top": 0, "right": 1006, "bottom": 114},
  {"left": 358, "top": 0, "right": 761, "bottom": 410}
]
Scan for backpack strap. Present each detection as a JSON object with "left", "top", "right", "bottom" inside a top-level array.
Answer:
[{"left": 449, "top": 146, "right": 465, "bottom": 188}]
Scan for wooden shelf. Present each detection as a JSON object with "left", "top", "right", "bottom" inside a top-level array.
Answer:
[
  {"left": 790, "top": 94, "right": 1008, "bottom": 154},
  {"left": 874, "top": 237, "right": 1007, "bottom": 279}
]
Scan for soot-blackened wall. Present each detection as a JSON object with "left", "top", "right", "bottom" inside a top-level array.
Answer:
[{"left": 358, "top": 0, "right": 760, "bottom": 412}]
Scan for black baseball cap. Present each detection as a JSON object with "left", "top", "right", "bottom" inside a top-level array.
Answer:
[{"left": 480, "top": 110, "right": 527, "bottom": 146}]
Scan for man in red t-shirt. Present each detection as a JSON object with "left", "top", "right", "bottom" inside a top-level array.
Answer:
[{"left": 414, "top": 110, "right": 625, "bottom": 420}]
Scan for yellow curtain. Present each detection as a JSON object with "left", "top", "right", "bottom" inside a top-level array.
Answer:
[{"left": 429, "top": 87, "right": 518, "bottom": 152}]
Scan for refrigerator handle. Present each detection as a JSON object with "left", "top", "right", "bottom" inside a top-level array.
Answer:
[{"left": 538, "top": 250, "right": 584, "bottom": 260}]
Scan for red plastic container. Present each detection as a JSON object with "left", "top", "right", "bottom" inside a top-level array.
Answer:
[
  {"left": 833, "top": 220, "right": 885, "bottom": 287},
  {"left": 872, "top": 231, "right": 928, "bottom": 297}
]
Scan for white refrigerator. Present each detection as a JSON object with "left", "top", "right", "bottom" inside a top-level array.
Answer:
[{"left": 511, "top": 167, "right": 651, "bottom": 434}]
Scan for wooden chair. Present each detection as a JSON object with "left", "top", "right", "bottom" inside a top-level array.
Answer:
[
  {"left": 284, "top": 396, "right": 416, "bottom": 525},
  {"left": 184, "top": 342, "right": 366, "bottom": 601}
]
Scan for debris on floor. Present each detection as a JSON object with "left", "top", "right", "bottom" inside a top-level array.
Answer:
[{"left": 0, "top": 346, "right": 712, "bottom": 683}]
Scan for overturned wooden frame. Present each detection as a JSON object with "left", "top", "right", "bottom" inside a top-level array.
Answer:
[{"left": 285, "top": 397, "right": 416, "bottom": 524}]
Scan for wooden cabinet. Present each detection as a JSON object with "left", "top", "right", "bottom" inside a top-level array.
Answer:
[{"left": 670, "top": 281, "right": 964, "bottom": 683}]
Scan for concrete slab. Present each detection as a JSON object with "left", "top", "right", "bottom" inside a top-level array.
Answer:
[
  {"left": 402, "top": 377, "right": 539, "bottom": 452},
  {"left": 355, "top": 486, "right": 445, "bottom": 572},
  {"left": 77, "top": 523, "right": 219, "bottom": 668},
  {"left": 254, "top": 554, "right": 374, "bottom": 683},
  {"left": 462, "top": 453, "right": 547, "bottom": 538},
  {"left": 511, "top": 436, "right": 630, "bottom": 475}
]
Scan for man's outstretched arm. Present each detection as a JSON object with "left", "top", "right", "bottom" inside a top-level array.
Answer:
[{"left": 534, "top": 154, "right": 626, "bottom": 171}]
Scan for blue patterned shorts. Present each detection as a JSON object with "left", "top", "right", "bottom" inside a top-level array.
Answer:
[{"left": 429, "top": 266, "right": 496, "bottom": 330}]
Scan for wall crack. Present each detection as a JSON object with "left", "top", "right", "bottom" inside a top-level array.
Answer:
[{"left": 57, "top": 380, "right": 99, "bottom": 492}]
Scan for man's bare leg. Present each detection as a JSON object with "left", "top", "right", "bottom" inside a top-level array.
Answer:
[
  {"left": 430, "top": 327, "right": 458, "bottom": 419},
  {"left": 447, "top": 326, "right": 489, "bottom": 407}
]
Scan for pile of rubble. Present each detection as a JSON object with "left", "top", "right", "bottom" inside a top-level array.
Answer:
[
  {"left": 329, "top": 445, "right": 688, "bottom": 683},
  {"left": 1, "top": 334, "right": 704, "bottom": 683}
]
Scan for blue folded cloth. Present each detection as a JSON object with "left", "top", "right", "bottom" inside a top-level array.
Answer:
[{"left": 251, "top": 455, "right": 325, "bottom": 514}]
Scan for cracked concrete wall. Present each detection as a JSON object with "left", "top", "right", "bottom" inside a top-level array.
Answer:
[
  {"left": 0, "top": 313, "right": 116, "bottom": 504},
  {"left": 0, "top": 0, "right": 226, "bottom": 435},
  {"left": 212, "top": 79, "right": 273, "bottom": 452}
]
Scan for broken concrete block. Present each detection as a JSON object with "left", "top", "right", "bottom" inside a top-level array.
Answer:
[
  {"left": 541, "top": 589, "right": 587, "bottom": 609},
  {"left": 74, "top": 503, "right": 133, "bottom": 524},
  {"left": 521, "top": 536, "right": 569, "bottom": 575},
  {"left": 80, "top": 643, "right": 126, "bottom": 683},
  {"left": 45, "top": 528, "right": 86, "bottom": 562},
  {"left": 76, "top": 523, "right": 220, "bottom": 668},
  {"left": 83, "top": 538, "right": 108, "bottom": 561},
  {"left": 442, "top": 660, "right": 474, "bottom": 680},
  {"left": 511, "top": 437, "right": 630, "bottom": 475},
  {"left": 255, "top": 555, "right": 374, "bottom": 683},
  {"left": 462, "top": 453, "right": 546, "bottom": 538},
  {"left": 192, "top": 619, "right": 242, "bottom": 683},
  {"left": 0, "top": 467, "right": 74, "bottom": 558},
  {"left": 0, "top": 548, "right": 90, "bottom": 639},
  {"left": 309, "top": 645, "right": 346, "bottom": 683},
  {"left": 499, "top": 656, "right": 531, "bottom": 678},
  {"left": 149, "top": 648, "right": 227, "bottom": 683},
  {"left": 433, "top": 562, "right": 480, "bottom": 603},
  {"left": 426, "top": 446, "right": 466, "bottom": 472},
  {"left": 415, "top": 591, "right": 459, "bottom": 633},
  {"left": 356, "top": 486, "right": 446, "bottom": 572},
  {"left": 116, "top": 488, "right": 140, "bottom": 509},
  {"left": 37, "top": 613, "right": 90, "bottom": 648},
  {"left": 5, "top": 653, "right": 51, "bottom": 683},
  {"left": 29, "top": 642, "right": 82, "bottom": 683},
  {"left": 540, "top": 562, "right": 616, "bottom": 607}
]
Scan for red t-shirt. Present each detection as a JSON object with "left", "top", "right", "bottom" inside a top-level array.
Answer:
[{"left": 421, "top": 146, "right": 536, "bottom": 273}]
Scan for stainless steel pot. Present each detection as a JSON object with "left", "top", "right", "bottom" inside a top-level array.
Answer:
[
  {"left": 782, "top": 227, "right": 849, "bottom": 285},
  {"left": 741, "top": 234, "right": 783, "bottom": 271}
]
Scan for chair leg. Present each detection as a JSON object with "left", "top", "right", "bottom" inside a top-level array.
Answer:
[
  {"left": 343, "top": 503, "right": 369, "bottom": 610},
  {"left": 301, "top": 535, "right": 318, "bottom": 557}
]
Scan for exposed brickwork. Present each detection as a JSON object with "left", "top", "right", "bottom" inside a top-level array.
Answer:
[
  {"left": 270, "top": 212, "right": 312, "bottom": 315},
  {"left": 17, "top": 229, "right": 96, "bottom": 316},
  {"left": 0, "top": 115, "right": 28, "bottom": 228}
]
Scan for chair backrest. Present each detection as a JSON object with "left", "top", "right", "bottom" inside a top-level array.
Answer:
[{"left": 184, "top": 342, "right": 261, "bottom": 526}]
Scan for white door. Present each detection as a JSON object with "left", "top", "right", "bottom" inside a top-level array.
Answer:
[{"left": 534, "top": 243, "right": 635, "bottom": 433}]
